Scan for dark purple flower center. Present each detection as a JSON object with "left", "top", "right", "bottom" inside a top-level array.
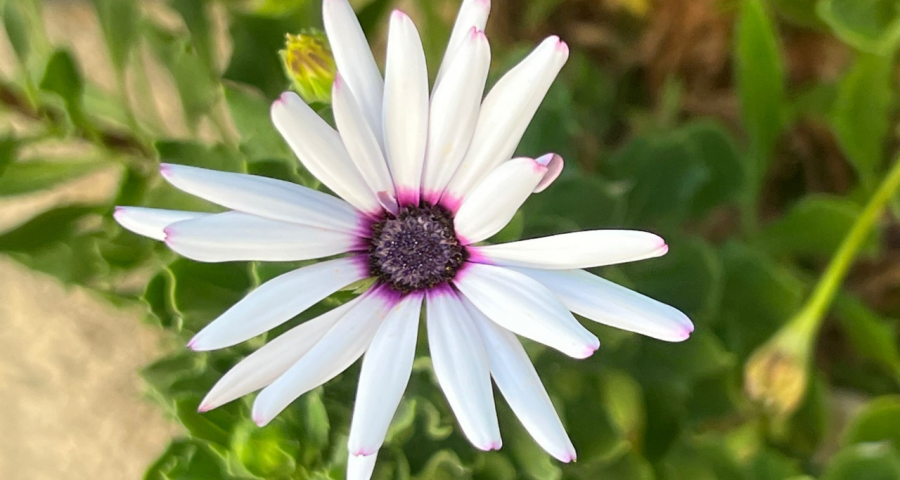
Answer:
[{"left": 368, "top": 203, "right": 467, "bottom": 294}]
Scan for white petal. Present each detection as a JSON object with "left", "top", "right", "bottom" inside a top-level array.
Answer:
[
  {"left": 426, "top": 287, "right": 501, "bottom": 450},
  {"left": 271, "top": 92, "right": 379, "bottom": 213},
  {"left": 512, "top": 267, "right": 694, "bottom": 342},
  {"left": 332, "top": 74, "right": 398, "bottom": 214},
  {"left": 158, "top": 163, "right": 361, "bottom": 234},
  {"left": 471, "top": 230, "right": 668, "bottom": 270},
  {"left": 323, "top": 0, "right": 384, "bottom": 145},
  {"left": 164, "top": 211, "right": 360, "bottom": 263},
  {"left": 443, "top": 36, "right": 569, "bottom": 202},
  {"left": 348, "top": 293, "right": 423, "bottom": 456},
  {"left": 453, "top": 263, "right": 598, "bottom": 358},
  {"left": 188, "top": 256, "right": 368, "bottom": 351},
  {"left": 422, "top": 29, "right": 491, "bottom": 203},
  {"left": 252, "top": 287, "right": 398, "bottom": 426},
  {"left": 383, "top": 11, "right": 428, "bottom": 205},
  {"left": 199, "top": 298, "right": 360, "bottom": 411},
  {"left": 113, "top": 207, "right": 207, "bottom": 241},
  {"left": 347, "top": 453, "right": 378, "bottom": 480},
  {"left": 454, "top": 154, "right": 562, "bottom": 243},
  {"left": 471, "top": 306, "right": 577, "bottom": 463},
  {"left": 434, "top": 0, "right": 491, "bottom": 88}
]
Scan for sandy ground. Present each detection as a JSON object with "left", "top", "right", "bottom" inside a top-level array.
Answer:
[
  {"left": 0, "top": 2, "right": 182, "bottom": 478},
  {"left": 0, "top": 256, "right": 179, "bottom": 480}
]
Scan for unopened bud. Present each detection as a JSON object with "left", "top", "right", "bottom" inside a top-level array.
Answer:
[
  {"left": 744, "top": 314, "right": 815, "bottom": 419},
  {"left": 280, "top": 31, "right": 336, "bottom": 105}
]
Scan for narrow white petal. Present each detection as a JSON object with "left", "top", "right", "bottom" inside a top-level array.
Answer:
[
  {"left": 347, "top": 453, "right": 378, "bottom": 480},
  {"left": 471, "top": 230, "right": 668, "bottom": 270},
  {"left": 323, "top": 0, "right": 384, "bottom": 145},
  {"left": 348, "top": 293, "right": 423, "bottom": 456},
  {"left": 188, "top": 257, "right": 368, "bottom": 351},
  {"left": 252, "top": 287, "right": 397, "bottom": 426},
  {"left": 435, "top": 0, "right": 491, "bottom": 88},
  {"left": 426, "top": 287, "right": 501, "bottom": 450},
  {"left": 454, "top": 154, "right": 562, "bottom": 243},
  {"left": 113, "top": 207, "right": 207, "bottom": 241},
  {"left": 199, "top": 299, "right": 360, "bottom": 411},
  {"left": 513, "top": 267, "right": 694, "bottom": 342},
  {"left": 158, "top": 163, "right": 361, "bottom": 234},
  {"left": 164, "top": 211, "right": 360, "bottom": 263},
  {"left": 471, "top": 306, "right": 576, "bottom": 463},
  {"left": 454, "top": 263, "right": 598, "bottom": 358},
  {"left": 443, "top": 36, "right": 569, "bottom": 201},
  {"left": 383, "top": 11, "right": 428, "bottom": 205},
  {"left": 332, "top": 74, "right": 398, "bottom": 213},
  {"left": 271, "top": 92, "right": 379, "bottom": 213},
  {"left": 422, "top": 29, "right": 491, "bottom": 202}
]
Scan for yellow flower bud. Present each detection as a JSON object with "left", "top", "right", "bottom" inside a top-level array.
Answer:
[
  {"left": 744, "top": 314, "right": 816, "bottom": 419},
  {"left": 280, "top": 31, "right": 336, "bottom": 105}
]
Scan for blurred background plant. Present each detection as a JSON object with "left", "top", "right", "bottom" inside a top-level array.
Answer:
[{"left": 1, "top": 0, "right": 900, "bottom": 479}]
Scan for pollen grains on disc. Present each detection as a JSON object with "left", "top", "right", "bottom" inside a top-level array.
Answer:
[{"left": 368, "top": 203, "right": 467, "bottom": 293}]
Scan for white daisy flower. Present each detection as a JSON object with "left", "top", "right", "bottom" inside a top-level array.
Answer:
[{"left": 115, "top": 0, "right": 694, "bottom": 476}]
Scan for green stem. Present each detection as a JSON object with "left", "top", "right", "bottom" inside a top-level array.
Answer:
[{"left": 796, "top": 155, "right": 900, "bottom": 333}]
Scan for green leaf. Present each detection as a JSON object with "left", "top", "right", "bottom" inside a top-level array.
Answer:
[
  {"left": 0, "top": 205, "right": 98, "bottom": 252},
  {"left": 167, "top": 0, "right": 215, "bottom": 72},
  {"left": 156, "top": 141, "right": 244, "bottom": 173},
  {"left": 166, "top": 259, "right": 256, "bottom": 334},
  {"left": 818, "top": 0, "right": 900, "bottom": 55},
  {"left": 822, "top": 443, "right": 900, "bottom": 480},
  {"left": 232, "top": 420, "right": 299, "bottom": 478},
  {"left": 0, "top": 134, "right": 17, "bottom": 176},
  {"left": 832, "top": 53, "right": 894, "bottom": 185},
  {"left": 175, "top": 397, "right": 239, "bottom": 447},
  {"left": 223, "top": 83, "right": 291, "bottom": 161},
  {"left": 39, "top": 49, "right": 87, "bottom": 127},
  {"left": 833, "top": 294, "right": 900, "bottom": 378},
  {"left": 758, "top": 195, "right": 878, "bottom": 259},
  {"left": 0, "top": 158, "right": 109, "bottom": 197},
  {"left": 844, "top": 396, "right": 900, "bottom": 450},
  {"left": 144, "top": 438, "right": 254, "bottom": 480},
  {"left": 3, "top": 0, "right": 32, "bottom": 63},
  {"left": 224, "top": 13, "right": 295, "bottom": 98},
  {"left": 682, "top": 120, "right": 746, "bottom": 216},
  {"left": 145, "top": 24, "right": 217, "bottom": 128},
  {"left": 524, "top": 174, "right": 626, "bottom": 236},
  {"left": 90, "top": 0, "right": 139, "bottom": 72},
  {"left": 735, "top": 0, "right": 786, "bottom": 180},
  {"left": 357, "top": 0, "right": 393, "bottom": 37}
]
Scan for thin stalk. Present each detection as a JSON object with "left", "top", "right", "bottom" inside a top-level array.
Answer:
[{"left": 796, "top": 154, "right": 900, "bottom": 334}]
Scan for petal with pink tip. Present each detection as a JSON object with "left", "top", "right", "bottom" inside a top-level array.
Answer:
[
  {"left": 164, "top": 211, "right": 359, "bottom": 263},
  {"left": 158, "top": 163, "right": 361, "bottom": 233},
  {"left": 435, "top": 0, "right": 491, "bottom": 88},
  {"left": 426, "top": 287, "right": 501, "bottom": 451},
  {"left": 513, "top": 267, "right": 694, "bottom": 342},
  {"left": 347, "top": 452, "right": 378, "bottom": 480},
  {"left": 271, "top": 92, "right": 379, "bottom": 213},
  {"left": 198, "top": 298, "right": 360, "bottom": 411},
  {"left": 454, "top": 154, "right": 561, "bottom": 243},
  {"left": 470, "top": 305, "right": 577, "bottom": 463},
  {"left": 323, "top": 0, "right": 384, "bottom": 145},
  {"left": 454, "top": 262, "right": 599, "bottom": 359},
  {"left": 471, "top": 230, "right": 668, "bottom": 270},
  {"left": 422, "top": 28, "right": 491, "bottom": 202},
  {"left": 348, "top": 293, "right": 423, "bottom": 456},
  {"left": 188, "top": 256, "right": 368, "bottom": 351},
  {"left": 383, "top": 11, "right": 429, "bottom": 205},
  {"left": 444, "top": 36, "right": 569, "bottom": 200},
  {"left": 113, "top": 207, "right": 208, "bottom": 241},
  {"left": 333, "top": 75, "right": 397, "bottom": 212},
  {"left": 251, "top": 287, "right": 397, "bottom": 426}
]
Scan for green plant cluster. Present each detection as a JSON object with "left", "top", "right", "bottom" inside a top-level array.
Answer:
[{"left": 2, "top": 0, "right": 900, "bottom": 479}]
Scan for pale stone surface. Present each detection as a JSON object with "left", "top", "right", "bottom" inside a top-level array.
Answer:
[{"left": 0, "top": 257, "right": 179, "bottom": 480}]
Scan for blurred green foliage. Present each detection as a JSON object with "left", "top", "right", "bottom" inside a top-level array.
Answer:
[{"left": 1, "top": 0, "right": 900, "bottom": 479}]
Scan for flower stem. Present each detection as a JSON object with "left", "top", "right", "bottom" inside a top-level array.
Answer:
[{"left": 797, "top": 154, "right": 900, "bottom": 334}]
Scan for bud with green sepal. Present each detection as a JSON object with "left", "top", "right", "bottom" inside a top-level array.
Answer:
[{"left": 280, "top": 30, "right": 336, "bottom": 105}]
